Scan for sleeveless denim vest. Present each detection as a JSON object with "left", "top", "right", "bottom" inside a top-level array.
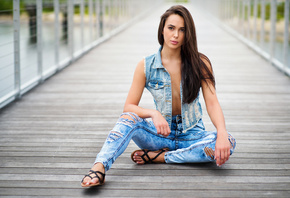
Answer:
[{"left": 144, "top": 47, "right": 202, "bottom": 133}]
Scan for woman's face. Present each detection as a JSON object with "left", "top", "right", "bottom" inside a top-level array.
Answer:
[{"left": 163, "top": 14, "right": 185, "bottom": 50}]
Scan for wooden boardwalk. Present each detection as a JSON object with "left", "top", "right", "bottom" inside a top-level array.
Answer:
[{"left": 1, "top": 2, "right": 290, "bottom": 197}]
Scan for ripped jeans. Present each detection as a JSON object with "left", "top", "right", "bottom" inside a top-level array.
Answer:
[{"left": 95, "top": 112, "right": 236, "bottom": 171}]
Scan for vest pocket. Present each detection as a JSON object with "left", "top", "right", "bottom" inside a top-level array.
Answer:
[
  {"left": 148, "top": 81, "right": 165, "bottom": 101},
  {"left": 148, "top": 81, "right": 165, "bottom": 89}
]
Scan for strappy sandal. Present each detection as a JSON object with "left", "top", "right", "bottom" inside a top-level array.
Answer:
[
  {"left": 131, "top": 148, "right": 169, "bottom": 164},
  {"left": 81, "top": 169, "right": 105, "bottom": 187}
]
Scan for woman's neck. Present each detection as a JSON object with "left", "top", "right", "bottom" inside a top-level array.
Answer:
[{"left": 161, "top": 45, "right": 182, "bottom": 61}]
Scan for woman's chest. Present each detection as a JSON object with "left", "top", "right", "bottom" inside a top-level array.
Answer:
[{"left": 166, "top": 67, "right": 181, "bottom": 95}]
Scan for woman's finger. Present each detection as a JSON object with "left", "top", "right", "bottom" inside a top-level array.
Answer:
[
  {"left": 215, "top": 150, "right": 220, "bottom": 166},
  {"left": 166, "top": 125, "right": 171, "bottom": 136},
  {"left": 220, "top": 149, "right": 225, "bottom": 165},
  {"left": 156, "top": 125, "right": 161, "bottom": 135},
  {"left": 226, "top": 148, "right": 230, "bottom": 161}
]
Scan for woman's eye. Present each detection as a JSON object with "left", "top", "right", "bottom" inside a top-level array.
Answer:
[
  {"left": 180, "top": 29, "right": 185, "bottom": 32},
  {"left": 168, "top": 27, "right": 173, "bottom": 30}
]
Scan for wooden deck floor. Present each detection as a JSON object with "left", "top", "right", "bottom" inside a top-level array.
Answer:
[{"left": 1, "top": 2, "right": 290, "bottom": 198}]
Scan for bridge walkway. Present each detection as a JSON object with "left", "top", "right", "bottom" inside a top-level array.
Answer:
[{"left": 0, "top": 2, "right": 290, "bottom": 197}]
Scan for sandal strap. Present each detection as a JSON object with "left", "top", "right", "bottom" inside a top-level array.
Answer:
[
  {"left": 89, "top": 170, "right": 105, "bottom": 178},
  {"left": 81, "top": 169, "right": 105, "bottom": 184},
  {"left": 81, "top": 174, "right": 93, "bottom": 183},
  {"left": 140, "top": 149, "right": 167, "bottom": 164},
  {"left": 150, "top": 149, "right": 166, "bottom": 162},
  {"left": 140, "top": 149, "right": 152, "bottom": 164}
]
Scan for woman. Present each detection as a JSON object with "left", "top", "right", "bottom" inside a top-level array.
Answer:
[{"left": 81, "top": 5, "right": 236, "bottom": 187}]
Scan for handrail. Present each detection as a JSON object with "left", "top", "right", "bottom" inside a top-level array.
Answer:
[
  {"left": 192, "top": 0, "right": 290, "bottom": 76},
  {"left": 0, "top": 0, "right": 162, "bottom": 109}
]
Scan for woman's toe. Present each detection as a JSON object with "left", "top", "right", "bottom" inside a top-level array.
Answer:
[
  {"left": 90, "top": 178, "right": 98, "bottom": 185},
  {"left": 81, "top": 179, "right": 90, "bottom": 187}
]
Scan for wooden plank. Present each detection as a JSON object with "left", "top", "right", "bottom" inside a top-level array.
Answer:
[
  {"left": 1, "top": 156, "right": 290, "bottom": 165},
  {"left": 1, "top": 167, "right": 290, "bottom": 177},
  {"left": 0, "top": 188, "right": 289, "bottom": 197},
  {"left": 1, "top": 162, "right": 290, "bottom": 170},
  {"left": 0, "top": 181, "right": 289, "bottom": 191}
]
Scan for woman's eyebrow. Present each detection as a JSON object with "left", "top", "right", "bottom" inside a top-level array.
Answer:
[{"left": 168, "top": 24, "right": 185, "bottom": 29}]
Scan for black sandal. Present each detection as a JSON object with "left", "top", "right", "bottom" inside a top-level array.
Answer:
[
  {"left": 81, "top": 169, "right": 105, "bottom": 187},
  {"left": 131, "top": 148, "right": 169, "bottom": 164}
]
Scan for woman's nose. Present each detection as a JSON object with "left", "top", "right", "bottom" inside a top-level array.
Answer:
[{"left": 173, "top": 30, "right": 178, "bottom": 38}]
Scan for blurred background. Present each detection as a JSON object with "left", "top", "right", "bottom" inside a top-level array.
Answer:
[{"left": 0, "top": 0, "right": 289, "bottom": 109}]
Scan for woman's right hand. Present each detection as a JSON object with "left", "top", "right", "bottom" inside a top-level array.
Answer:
[{"left": 151, "top": 111, "right": 171, "bottom": 137}]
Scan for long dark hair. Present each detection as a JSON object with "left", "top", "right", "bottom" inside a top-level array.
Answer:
[{"left": 158, "top": 5, "right": 215, "bottom": 104}]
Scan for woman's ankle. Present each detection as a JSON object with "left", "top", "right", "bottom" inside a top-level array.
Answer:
[{"left": 92, "top": 162, "right": 105, "bottom": 172}]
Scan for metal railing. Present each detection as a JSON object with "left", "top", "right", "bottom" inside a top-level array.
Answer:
[
  {"left": 193, "top": 0, "right": 290, "bottom": 76},
  {"left": 0, "top": 0, "right": 161, "bottom": 109}
]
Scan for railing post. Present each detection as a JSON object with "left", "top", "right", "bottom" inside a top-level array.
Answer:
[
  {"left": 37, "top": 0, "right": 43, "bottom": 82},
  {"left": 284, "top": 0, "right": 289, "bottom": 72},
  {"left": 237, "top": 0, "right": 240, "bottom": 30},
  {"left": 270, "top": 0, "right": 277, "bottom": 63},
  {"left": 95, "top": 0, "right": 99, "bottom": 38},
  {"left": 13, "top": 0, "right": 21, "bottom": 99},
  {"left": 54, "top": 0, "right": 60, "bottom": 70},
  {"left": 242, "top": 0, "right": 245, "bottom": 36},
  {"left": 111, "top": 0, "right": 114, "bottom": 28},
  {"left": 117, "top": 0, "right": 120, "bottom": 24},
  {"left": 99, "top": 0, "right": 104, "bottom": 37},
  {"left": 123, "top": 0, "right": 126, "bottom": 18},
  {"left": 108, "top": 0, "right": 112, "bottom": 31},
  {"left": 95, "top": 0, "right": 99, "bottom": 39},
  {"left": 253, "top": 0, "right": 257, "bottom": 44},
  {"left": 68, "top": 0, "right": 74, "bottom": 60},
  {"left": 121, "top": 0, "right": 124, "bottom": 20},
  {"left": 114, "top": 0, "right": 118, "bottom": 29},
  {"left": 225, "top": 0, "right": 228, "bottom": 21},
  {"left": 222, "top": 0, "right": 225, "bottom": 21},
  {"left": 230, "top": 0, "right": 233, "bottom": 21},
  {"left": 260, "top": 0, "right": 265, "bottom": 50},
  {"left": 89, "top": 0, "right": 93, "bottom": 43},
  {"left": 231, "top": 0, "right": 235, "bottom": 22},
  {"left": 228, "top": 0, "right": 231, "bottom": 20},
  {"left": 227, "top": 0, "right": 229, "bottom": 21},
  {"left": 80, "top": 0, "right": 84, "bottom": 49},
  {"left": 246, "top": 0, "right": 251, "bottom": 39}
]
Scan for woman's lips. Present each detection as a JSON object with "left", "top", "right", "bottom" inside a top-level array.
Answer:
[{"left": 170, "top": 40, "right": 178, "bottom": 45}]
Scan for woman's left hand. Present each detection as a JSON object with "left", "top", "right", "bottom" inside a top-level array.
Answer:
[{"left": 214, "top": 132, "right": 231, "bottom": 166}]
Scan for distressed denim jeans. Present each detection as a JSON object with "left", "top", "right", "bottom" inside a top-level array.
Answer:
[{"left": 95, "top": 112, "right": 236, "bottom": 171}]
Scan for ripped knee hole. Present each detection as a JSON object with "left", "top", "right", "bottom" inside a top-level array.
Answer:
[
  {"left": 107, "top": 131, "right": 123, "bottom": 142},
  {"left": 204, "top": 147, "right": 215, "bottom": 160}
]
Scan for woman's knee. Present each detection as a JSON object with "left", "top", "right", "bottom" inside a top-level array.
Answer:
[{"left": 106, "top": 113, "right": 140, "bottom": 143}]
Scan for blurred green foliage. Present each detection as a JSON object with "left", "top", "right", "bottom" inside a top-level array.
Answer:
[
  {"left": 0, "top": 0, "right": 288, "bottom": 21},
  {"left": 0, "top": 0, "right": 15, "bottom": 14},
  {"left": 240, "top": 1, "right": 288, "bottom": 21},
  {"left": 256, "top": 2, "right": 289, "bottom": 21},
  {"left": 0, "top": 0, "right": 108, "bottom": 16}
]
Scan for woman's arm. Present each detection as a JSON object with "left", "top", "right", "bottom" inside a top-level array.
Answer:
[
  {"left": 123, "top": 59, "right": 171, "bottom": 137},
  {"left": 201, "top": 59, "right": 231, "bottom": 166}
]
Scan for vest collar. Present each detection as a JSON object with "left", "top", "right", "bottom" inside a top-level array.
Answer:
[{"left": 152, "top": 46, "right": 164, "bottom": 69}]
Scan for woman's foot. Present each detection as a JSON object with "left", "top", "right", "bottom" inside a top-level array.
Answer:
[
  {"left": 81, "top": 163, "right": 105, "bottom": 187},
  {"left": 131, "top": 148, "right": 169, "bottom": 164}
]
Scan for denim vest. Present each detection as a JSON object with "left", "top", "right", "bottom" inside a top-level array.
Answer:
[{"left": 144, "top": 47, "right": 202, "bottom": 133}]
